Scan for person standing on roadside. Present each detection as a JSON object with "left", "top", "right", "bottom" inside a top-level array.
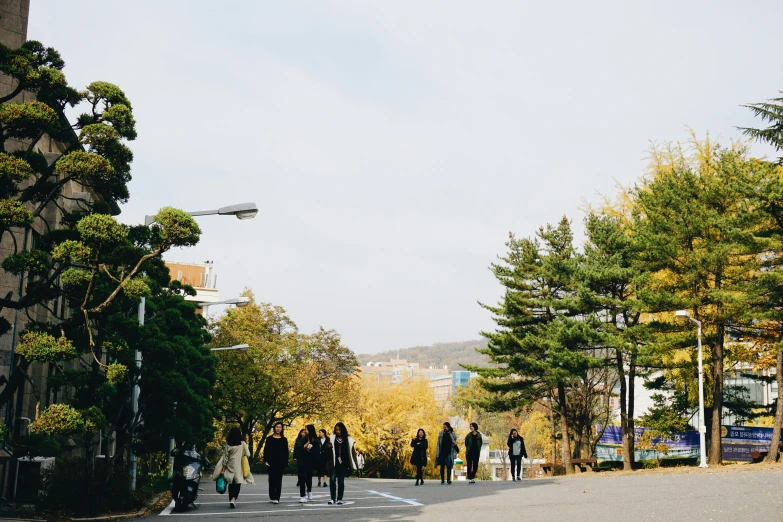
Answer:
[
  {"left": 435, "top": 422, "right": 458, "bottom": 485},
  {"left": 329, "top": 422, "right": 358, "bottom": 505},
  {"left": 507, "top": 428, "right": 528, "bottom": 481},
  {"left": 318, "top": 429, "right": 329, "bottom": 487},
  {"left": 410, "top": 428, "right": 428, "bottom": 486},
  {"left": 263, "top": 422, "right": 288, "bottom": 504},
  {"left": 464, "top": 423, "right": 483, "bottom": 484},
  {"left": 212, "top": 426, "right": 254, "bottom": 509}
]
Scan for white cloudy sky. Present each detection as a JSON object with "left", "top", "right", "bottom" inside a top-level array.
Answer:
[{"left": 28, "top": 1, "right": 783, "bottom": 354}]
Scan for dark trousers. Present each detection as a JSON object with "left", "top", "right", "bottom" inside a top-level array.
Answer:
[
  {"left": 298, "top": 465, "right": 313, "bottom": 497},
  {"left": 510, "top": 455, "right": 522, "bottom": 478},
  {"left": 268, "top": 470, "right": 283, "bottom": 501},
  {"left": 440, "top": 464, "right": 452, "bottom": 482},
  {"left": 228, "top": 482, "right": 241, "bottom": 500},
  {"left": 330, "top": 466, "right": 346, "bottom": 501},
  {"left": 415, "top": 465, "right": 424, "bottom": 481},
  {"left": 467, "top": 452, "right": 480, "bottom": 480}
]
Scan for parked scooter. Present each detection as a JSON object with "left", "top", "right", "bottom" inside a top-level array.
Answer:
[{"left": 171, "top": 448, "right": 207, "bottom": 512}]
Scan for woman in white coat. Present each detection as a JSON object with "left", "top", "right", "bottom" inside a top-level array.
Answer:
[
  {"left": 213, "top": 426, "right": 255, "bottom": 509},
  {"left": 328, "top": 422, "right": 359, "bottom": 505}
]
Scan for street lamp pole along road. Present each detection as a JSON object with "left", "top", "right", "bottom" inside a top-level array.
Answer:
[
  {"left": 675, "top": 310, "right": 709, "bottom": 468},
  {"left": 130, "top": 203, "right": 257, "bottom": 490}
]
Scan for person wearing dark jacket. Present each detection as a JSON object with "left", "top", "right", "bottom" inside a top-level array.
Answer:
[
  {"left": 318, "top": 429, "right": 330, "bottom": 487},
  {"left": 263, "top": 422, "right": 288, "bottom": 503},
  {"left": 410, "top": 428, "right": 428, "bottom": 486},
  {"left": 464, "top": 422, "right": 483, "bottom": 484},
  {"left": 507, "top": 428, "right": 528, "bottom": 481},
  {"left": 293, "top": 425, "right": 321, "bottom": 502},
  {"left": 435, "top": 422, "right": 458, "bottom": 485}
]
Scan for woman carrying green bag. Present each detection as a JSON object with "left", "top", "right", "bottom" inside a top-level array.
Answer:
[{"left": 212, "top": 426, "right": 255, "bottom": 509}]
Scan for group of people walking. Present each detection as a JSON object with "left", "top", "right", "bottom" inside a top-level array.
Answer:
[
  {"left": 214, "top": 420, "right": 529, "bottom": 509},
  {"left": 262, "top": 421, "right": 360, "bottom": 506},
  {"left": 413, "top": 422, "right": 529, "bottom": 485}
]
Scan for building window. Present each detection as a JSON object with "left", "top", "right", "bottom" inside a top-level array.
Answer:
[{"left": 177, "top": 270, "right": 183, "bottom": 281}]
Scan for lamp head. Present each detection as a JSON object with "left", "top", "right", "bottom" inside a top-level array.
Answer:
[
  {"left": 230, "top": 296, "right": 251, "bottom": 307},
  {"left": 217, "top": 203, "right": 258, "bottom": 220},
  {"left": 675, "top": 310, "right": 690, "bottom": 319}
]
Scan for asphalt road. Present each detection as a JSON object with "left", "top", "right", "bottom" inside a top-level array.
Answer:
[{"left": 147, "top": 467, "right": 783, "bottom": 521}]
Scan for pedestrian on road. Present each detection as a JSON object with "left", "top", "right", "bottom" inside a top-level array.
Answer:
[
  {"left": 410, "top": 428, "right": 428, "bottom": 486},
  {"left": 294, "top": 425, "right": 321, "bottom": 502},
  {"left": 435, "top": 422, "right": 458, "bottom": 485},
  {"left": 212, "top": 426, "right": 254, "bottom": 509},
  {"left": 318, "top": 429, "right": 329, "bottom": 487},
  {"left": 356, "top": 450, "right": 365, "bottom": 477},
  {"left": 329, "top": 422, "right": 359, "bottom": 505},
  {"left": 263, "top": 422, "right": 288, "bottom": 504},
  {"left": 507, "top": 428, "right": 528, "bottom": 481},
  {"left": 464, "top": 422, "right": 483, "bottom": 484}
]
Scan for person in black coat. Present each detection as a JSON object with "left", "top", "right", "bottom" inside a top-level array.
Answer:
[
  {"left": 263, "top": 422, "right": 288, "bottom": 503},
  {"left": 410, "top": 428, "right": 428, "bottom": 486},
  {"left": 293, "top": 425, "right": 322, "bottom": 502},
  {"left": 507, "top": 428, "right": 528, "bottom": 481}
]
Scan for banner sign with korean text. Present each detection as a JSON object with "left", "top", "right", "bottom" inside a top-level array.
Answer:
[
  {"left": 595, "top": 425, "right": 700, "bottom": 462},
  {"left": 720, "top": 425, "right": 783, "bottom": 462}
]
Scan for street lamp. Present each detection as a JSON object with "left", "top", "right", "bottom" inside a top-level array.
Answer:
[
  {"left": 143, "top": 202, "right": 258, "bottom": 226},
  {"left": 131, "top": 202, "right": 256, "bottom": 491},
  {"left": 210, "top": 344, "right": 250, "bottom": 352},
  {"left": 675, "top": 310, "right": 708, "bottom": 468},
  {"left": 199, "top": 296, "right": 251, "bottom": 313}
]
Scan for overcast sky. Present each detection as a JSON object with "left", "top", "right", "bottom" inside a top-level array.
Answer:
[{"left": 28, "top": 1, "right": 783, "bottom": 354}]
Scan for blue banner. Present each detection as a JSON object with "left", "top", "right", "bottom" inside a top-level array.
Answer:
[{"left": 595, "top": 425, "right": 700, "bottom": 462}]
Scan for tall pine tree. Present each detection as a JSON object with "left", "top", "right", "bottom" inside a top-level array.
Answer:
[
  {"left": 475, "top": 217, "right": 601, "bottom": 473},
  {"left": 631, "top": 140, "right": 762, "bottom": 464}
]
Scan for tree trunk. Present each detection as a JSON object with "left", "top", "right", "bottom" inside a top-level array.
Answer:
[
  {"left": 709, "top": 324, "right": 724, "bottom": 465},
  {"left": 765, "top": 346, "right": 783, "bottom": 463},
  {"left": 548, "top": 393, "right": 557, "bottom": 464},
  {"left": 617, "top": 350, "right": 632, "bottom": 470},
  {"left": 557, "top": 382, "right": 573, "bottom": 474}
]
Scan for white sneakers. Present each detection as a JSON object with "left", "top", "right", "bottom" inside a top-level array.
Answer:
[
  {"left": 307, "top": 492, "right": 312, "bottom": 500},
  {"left": 272, "top": 500, "right": 279, "bottom": 504},
  {"left": 337, "top": 500, "right": 343, "bottom": 505},
  {"left": 299, "top": 496, "right": 307, "bottom": 503}
]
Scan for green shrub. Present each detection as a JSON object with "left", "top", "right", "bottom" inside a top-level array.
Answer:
[
  {"left": 38, "top": 457, "right": 153, "bottom": 515},
  {"left": 641, "top": 459, "right": 659, "bottom": 469}
]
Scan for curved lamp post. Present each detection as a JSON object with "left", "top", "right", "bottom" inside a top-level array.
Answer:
[
  {"left": 675, "top": 310, "right": 708, "bottom": 468},
  {"left": 144, "top": 202, "right": 258, "bottom": 226}
]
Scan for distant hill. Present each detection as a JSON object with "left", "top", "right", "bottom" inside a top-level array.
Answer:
[{"left": 356, "top": 339, "right": 492, "bottom": 371}]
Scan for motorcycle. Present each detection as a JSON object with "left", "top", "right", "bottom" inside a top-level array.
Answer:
[{"left": 171, "top": 448, "right": 207, "bottom": 512}]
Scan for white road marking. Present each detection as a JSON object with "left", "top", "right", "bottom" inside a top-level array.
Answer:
[
  {"left": 159, "top": 488, "right": 422, "bottom": 516},
  {"left": 366, "top": 489, "right": 423, "bottom": 507}
]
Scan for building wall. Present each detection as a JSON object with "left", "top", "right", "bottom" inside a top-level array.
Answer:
[{"left": 165, "top": 261, "right": 220, "bottom": 310}]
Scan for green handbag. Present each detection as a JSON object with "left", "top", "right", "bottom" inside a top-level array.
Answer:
[{"left": 216, "top": 473, "right": 227, "bottom": 494}]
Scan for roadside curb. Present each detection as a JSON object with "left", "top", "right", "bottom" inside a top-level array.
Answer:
[{"left": 70, "top": 492, "right": 167, "bottom": 522}]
